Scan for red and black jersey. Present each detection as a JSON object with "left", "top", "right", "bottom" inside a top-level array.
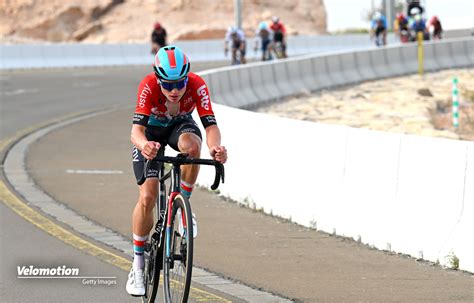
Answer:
[{"left": 133, "top": 72, "right": 216, "bottom": 128}]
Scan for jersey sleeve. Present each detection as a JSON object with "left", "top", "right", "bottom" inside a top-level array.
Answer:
[
  {"left": 133, "top": 77, "right": 154, "bottom": 126},
  {"left": 193, "top": 76, "right": 217, "bottom": 128}
]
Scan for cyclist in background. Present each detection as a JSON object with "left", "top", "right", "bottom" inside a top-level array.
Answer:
[
  {"left": 224, "top": 26, "right": 247, "bottom": 64},
  {"left": 370, "top": 11, "right": 387, "bottom": 46},
  {"left": 269, "top": 16, "right": 288, "bottom": 58},
  {"left": 429, "top": 15, "right": 443, "bottom": 40},
  {"left": 410, "top": 14, "right": 429, "bottom": 41},
  {"left": 254, "top": 21, "right": 273, "bottom": 61},
  {"left": 126, "top": 45, "right": 227, "bottom": 296},
  {"left": 394, "top": 12, "right": 409, "bottom": 43},
  {"left": 151, "top": 22, "right": 167, "bottom": 55}
]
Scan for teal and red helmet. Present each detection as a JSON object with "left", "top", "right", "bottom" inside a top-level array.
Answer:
[{"left": 153, "top": 45, "right": 190, "bottom": 81}]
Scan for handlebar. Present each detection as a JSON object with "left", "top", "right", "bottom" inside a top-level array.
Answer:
[{"left": 137, "top": 153, "right": 225, "bottom": 190}]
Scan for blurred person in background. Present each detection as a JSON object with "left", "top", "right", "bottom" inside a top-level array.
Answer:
[
  {"left": 428, "top": 15, "right": 443, "bottom": 40},
  {"left": 254, "top": 21, "right": 273, "bottom": 61},
  {"left": 370, "top": 11, "right": 387, "bottom": 46},
  {"left": 269, "top": 16, "right": 287, "bottom": 58},
  {"left": 394, "top": 12, "right": 409, "bottom": 43},
  {"left": 151, "top": 22, "right": 167, "bottom": 55},
  {"left": 224, "top": 26, "right": 247, "bottom": 64},
  {"left": 410, "top": 14, "right": 429, "bottom": 41}
]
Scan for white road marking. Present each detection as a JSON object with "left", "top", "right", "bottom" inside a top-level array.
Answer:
[
  {"left": 66, "top": 169, "right": 123, "bottom": 174},
  {"left": 3, "top": 88, "right": 39, "bottom": 96}
]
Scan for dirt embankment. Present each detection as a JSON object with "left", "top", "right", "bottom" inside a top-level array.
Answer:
[
  {"left": 257, "top": 69, "right": 474, "bottom": 141},
  {"left": 1, "top": 0, "right": 327, "bottom": 43}
]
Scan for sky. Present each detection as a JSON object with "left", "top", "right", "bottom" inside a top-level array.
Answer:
[{"left": 323, "top": 0, "right": 474, "bottom": 31}]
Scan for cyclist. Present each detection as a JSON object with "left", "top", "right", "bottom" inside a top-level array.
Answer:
[
  {"left": 254, "top": 21, "right": 273, "bottom": 61},
  {"left": 269, "top": 16, "right": 287, "bottom": 58},
  {"left": 370, "top": 11, "right": 387, "bottom": 46},
  {"left": 394, "top": 12, "right": 409, "bottom": 43},
  {"left": 150, "top": 22, "right": 167, "bottom": 55},
  {"left": 429, "top": 15, "right": 443, "bottom": 40},
  {"left": 126, "top": 45, "right": 228, "bottom": 296},
  {"left": 410, "top": 14, "right": 429, "bottom": 41},
  {"left": 224, "top": 26, "right": 247, "bottom": 64}
]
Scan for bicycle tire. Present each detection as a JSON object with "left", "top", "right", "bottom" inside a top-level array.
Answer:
[
  {"left": 163, "top": 194, "right": 193, "bottom": 303},
  {"left": 142, "top": 234, "right": 162, "bottom": 303}
]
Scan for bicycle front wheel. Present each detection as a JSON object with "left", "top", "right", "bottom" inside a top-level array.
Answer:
[{"left": 163, "top": 194, "right": 193, "bottom": 303}]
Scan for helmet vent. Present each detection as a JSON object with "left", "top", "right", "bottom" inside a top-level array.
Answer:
[
  {"left": 158, "top": 66, "right": 168, "bottom": 77},
  {"left": 180, "top": 63, "right": 190, "bottom": 77}
]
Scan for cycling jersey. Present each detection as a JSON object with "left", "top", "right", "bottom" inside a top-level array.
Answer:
[
  {"left": 133, "top": 72, "right": 217, "bottom": 128},
  {"left": 371, "top": 17, "right": 387, "bottom": 30},
  {"left": 225, "top": 29, "right": 245, "bottom": 45},
  {"left": 269, "top": 22, "right": 286, "bottom": 35}
]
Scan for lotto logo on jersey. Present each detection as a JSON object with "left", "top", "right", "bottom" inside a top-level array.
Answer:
[
  {"left": 197, "top": 84, "right": 210, "bottom": 110},
  {"left": 139, "top": 84, "right": 152, "bottom": 108}
]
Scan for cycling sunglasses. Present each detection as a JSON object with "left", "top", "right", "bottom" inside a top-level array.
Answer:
[{"left": 159, "top": 77, "right": 188, "bottom": 91}]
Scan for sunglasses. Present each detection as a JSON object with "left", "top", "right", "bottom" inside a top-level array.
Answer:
[{"left": 159, "top": 77, "right": 188, "bottom": 91}]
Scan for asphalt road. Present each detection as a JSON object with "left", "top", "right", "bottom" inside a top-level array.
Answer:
[
  {"left": 2, "top": 64, "right": 474, "bottom": 302},
  {"left": 0, "top": 63, "right": 244, "bottom": 303}
]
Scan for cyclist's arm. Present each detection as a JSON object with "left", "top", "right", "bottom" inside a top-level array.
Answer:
[
  {"left": 205, "top": 124, "right": 221, "bottom": 150},
  {"left": 205, "top": 124, "right": 226, "bottom": 163},
  {"left": 131, "top": 124, "right": 148, "bottom": 151}
]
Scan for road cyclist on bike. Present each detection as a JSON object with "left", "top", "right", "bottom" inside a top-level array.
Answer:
[
  {"left": 126, "top": 45, "right": 228, "bottom": 296},
  {"left": 269, "top": 16, "right": 288, "bottom": 58},
  {"left": 370, "top": 11, "right": 387, "bottom": 46},
  {"left": 254, "top": 21, "right": 273, "bottom": 61},
  {"left": 224, "top": 26, "right": 247, "bottom": 64},
  {"left": 150, "top": 22, "right": 167, "bottom": 55}
]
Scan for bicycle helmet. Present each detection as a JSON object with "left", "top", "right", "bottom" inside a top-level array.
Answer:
[
  {"left": 228, "top": 26, "right": 237, "bottom": 34},
  {"left": 258, "top": 21, "right": 268, "bottom": 30},
  {"left": 272, "top": 16, "right": 279, "bottom": 23},
  {"left": 153, "top": 45, "right": 190, "bottom": 81},
  {"left": 373, "top": 11, "right": 382, "bottom": 20}
]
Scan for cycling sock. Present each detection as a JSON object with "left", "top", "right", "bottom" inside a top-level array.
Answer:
[
  {"left": 132, "top": 233, "right": 147, "bottom": 271},
  {"left": 180, "top": 180, "right": 194, "bottom": 199}
]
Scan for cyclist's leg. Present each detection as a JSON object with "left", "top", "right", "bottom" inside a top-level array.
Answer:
[
  {"left": 240, "top": 41, "right": 246, "bottom": 64},
  {"left": 132, "top": 144, "right": 161, "bottom": 238},
  {"left": 231, "top": 48, "right": 237, "bottom": 64},
  {"left": 167, "top": 120, "right": 202, "bottom": 199}
]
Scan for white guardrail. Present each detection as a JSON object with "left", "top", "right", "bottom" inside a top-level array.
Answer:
[
  {"left": 193, "top": 37, "right": 474, "bottom": 272},
  {"left": 1, "top": 28, "right": 471, "bottom": 69},
  {"left": 0, "top": 34, "right": 391, "bottom": 69}
]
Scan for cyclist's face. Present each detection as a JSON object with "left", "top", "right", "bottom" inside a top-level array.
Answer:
[{"left": 159, "top": 77, "right": 187, "bottom": 103}]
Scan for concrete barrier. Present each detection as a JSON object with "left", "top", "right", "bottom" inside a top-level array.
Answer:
[
  {"left": 423, "top": 42, "right": 441, "bottom": 72},
  {"left": 354, "top": 50, "right": 377, "bottom": 80},
  {"left": 434, "top": 41, "right": 453, "bottom": 69},
  {"left": 194, "top": 37, "right": 474, "bottom": 272}
]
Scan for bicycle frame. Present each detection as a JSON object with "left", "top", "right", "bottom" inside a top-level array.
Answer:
[{"left": 139, "top": 148, "right": 224, "bottom": 302}]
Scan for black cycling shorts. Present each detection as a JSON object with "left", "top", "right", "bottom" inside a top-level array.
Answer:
[
  {"left": 375, "top": 26, "right": 386, "bottom": 36},
  {"left": 132, "top": 118, "right": 202, "bottom": 182},
  {"left": 273, "top": 31, "right": 284, "bottom": 42}
]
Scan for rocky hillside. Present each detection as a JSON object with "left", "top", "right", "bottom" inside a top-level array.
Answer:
[{"left": 1, "top": 0, "right": 327, "bottom": 43}]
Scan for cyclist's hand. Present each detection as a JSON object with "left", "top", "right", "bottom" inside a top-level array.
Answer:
[
  {"left": 210, "top": 146, "right": 227, "bottom": 164},
  {"left": 142, "top": 141, "right": 161, "bottom": 160}
]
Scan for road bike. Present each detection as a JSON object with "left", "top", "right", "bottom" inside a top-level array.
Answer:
[{"left": 137, "top": 148, "right": 225, "bottom": 303}]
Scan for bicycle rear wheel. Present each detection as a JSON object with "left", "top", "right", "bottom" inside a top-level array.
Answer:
[{"left": 163, "top": 194, "right": 193, "bottom": 303}]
